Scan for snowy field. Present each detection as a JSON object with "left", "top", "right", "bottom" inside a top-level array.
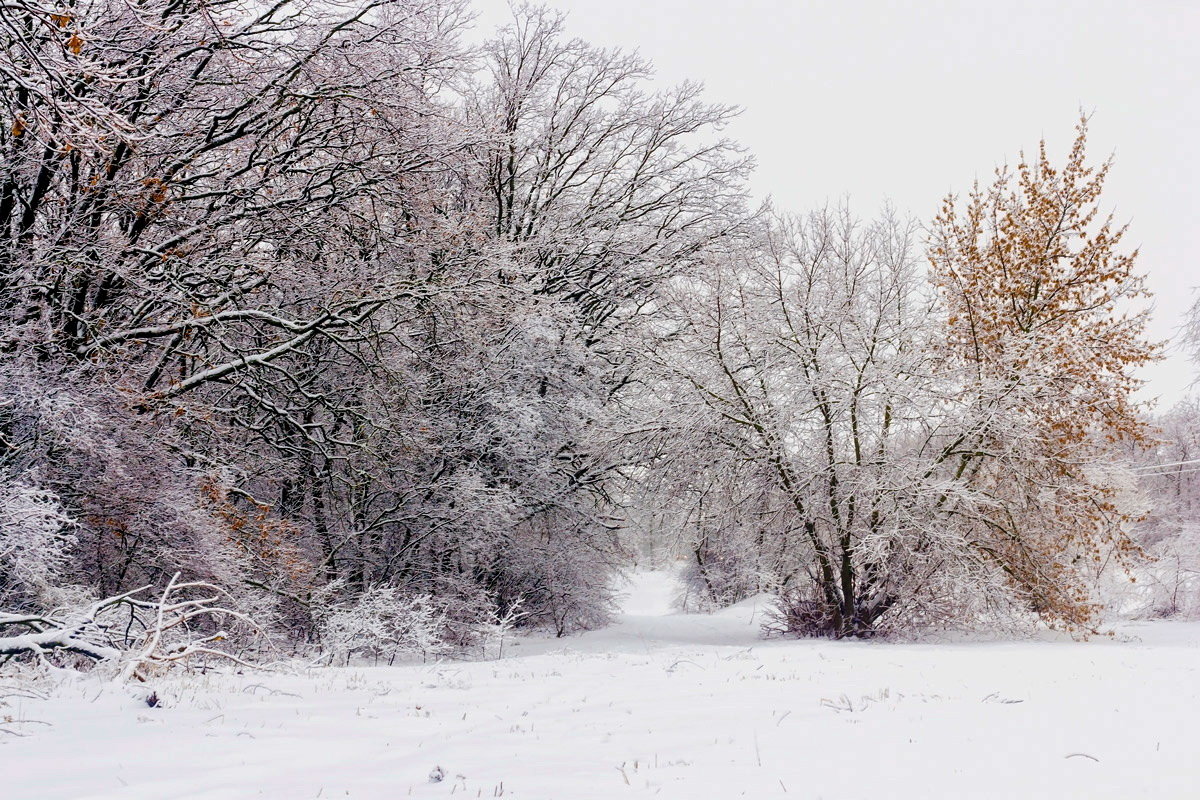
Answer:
[{"left": 2, "top": 571, "right": 1198, "bottom": 800}]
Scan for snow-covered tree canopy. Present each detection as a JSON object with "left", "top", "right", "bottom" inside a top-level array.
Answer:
[{"left": 0, "top": 1, "right": 1180, "bottom": 662}]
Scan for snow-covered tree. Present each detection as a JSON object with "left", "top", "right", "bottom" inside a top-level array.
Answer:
[
  {"left": 656, "top": 207, "right": 1018, "bottom": 635},
  {"left": 1122, "top": 398, "right": 1200, "bottom": 617},
  {"left": 928, "top": 118, "right": 1159, "bottom": 629},
  {"left": 0, "top": 0, "right": 753, "bottom": 650},
  {"left": 656, "top": 122, "right": 1158, "bottom": 637}
]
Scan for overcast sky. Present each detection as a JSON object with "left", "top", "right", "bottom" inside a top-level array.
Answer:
[{"left": 473, "top": 0, "right": 1199, "bottom": 407}]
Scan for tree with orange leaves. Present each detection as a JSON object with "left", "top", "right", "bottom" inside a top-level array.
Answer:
[{"left": 928, "top": 117, "right": 1160, "bottom": 629}]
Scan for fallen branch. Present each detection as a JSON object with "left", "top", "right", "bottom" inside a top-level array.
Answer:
[{"left": 0, "top": 574, "right": 264, "bottom": 680}]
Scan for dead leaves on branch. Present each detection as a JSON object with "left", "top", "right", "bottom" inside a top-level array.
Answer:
[{"left": 929, "top": 117, "right": 1160, "bottom": 629}]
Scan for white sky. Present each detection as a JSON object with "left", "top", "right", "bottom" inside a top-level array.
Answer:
[{"left": 472, "top": 0, "right": 1199, "bottom": 407}]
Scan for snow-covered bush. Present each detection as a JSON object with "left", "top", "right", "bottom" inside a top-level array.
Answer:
[
  {"left": 313, "top": 580, "right": 530, "bottom": 663},
  {"left": 314, "top": 586, "right": 449, "bottom": 665},
  {"left": 0, "top": 479, "right": 77, "bottom": 608}
]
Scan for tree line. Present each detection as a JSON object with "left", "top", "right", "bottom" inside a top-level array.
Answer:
[{"left": 0, "top": 0, "right": 1190, "bottom": 665}]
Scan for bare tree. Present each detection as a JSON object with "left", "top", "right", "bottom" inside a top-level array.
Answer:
[{"left": 655, "top": 207, "right": 999, "bottom": 636}]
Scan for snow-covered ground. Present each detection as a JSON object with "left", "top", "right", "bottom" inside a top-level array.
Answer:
[{"left": 3, "top": 570, "right": 1199, "bottom": 799}]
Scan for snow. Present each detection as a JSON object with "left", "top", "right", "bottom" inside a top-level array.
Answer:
[{"left": 3, "top": 570, "right": 1199, "bottom": 799}]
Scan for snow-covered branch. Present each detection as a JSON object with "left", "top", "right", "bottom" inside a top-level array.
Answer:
[{"left": 0, "top": 575, "right": 262, "bottom": 680}]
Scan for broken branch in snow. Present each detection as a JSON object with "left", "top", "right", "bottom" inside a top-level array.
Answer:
[{"left": 0, "top": 573, "right": 265, "bottom": 680}]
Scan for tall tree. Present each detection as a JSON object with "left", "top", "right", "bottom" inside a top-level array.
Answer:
[
  {"left": 928, "top": 117, "right": 1159, "bottom": 628},
  {"left": 656, "top": 207, "right": 980, "bottom": 636}
]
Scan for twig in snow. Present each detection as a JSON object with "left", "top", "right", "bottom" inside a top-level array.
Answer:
[
  {"left": 982, "top": 692, "right": 1024, "bottom": 704},
  {"left": 241, "top": 683, "right": 301, "bottom": 698}
]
